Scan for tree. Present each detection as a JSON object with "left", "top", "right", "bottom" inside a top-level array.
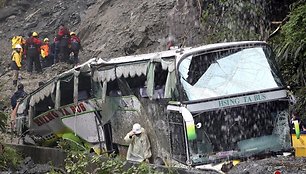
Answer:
[{"left": 270, "top": 1, "right": 306, "bottom": 118}]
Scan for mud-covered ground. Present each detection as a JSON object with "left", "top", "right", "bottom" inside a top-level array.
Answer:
[
  {"left": 229, "top": 156, "right": 306, "bottom": 174},
  {"left": 1, "top": 153, "right": 306, "bottom": 174}
]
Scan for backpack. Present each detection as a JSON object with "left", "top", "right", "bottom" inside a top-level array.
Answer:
[{"left": 12, "top": 36, "right": 24, "bottom": 49}]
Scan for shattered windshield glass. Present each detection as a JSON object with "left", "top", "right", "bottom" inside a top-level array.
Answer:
[
  {"left": 178, "top": 46, "right": 284, "bottom": 101},
  {"left": 189, "top": 101, "right": 291, "bottom": 165}
]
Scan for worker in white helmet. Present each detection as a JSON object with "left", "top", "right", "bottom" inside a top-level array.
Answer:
[
  {"left": 124, "top": 123, "right": 152, "bottom": 162},
  {"left": 11, "top": 44, "right": 23, "bottom": 86}
]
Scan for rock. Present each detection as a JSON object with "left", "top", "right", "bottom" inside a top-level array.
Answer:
[
  {"left": 0, "top": 7, "right": 19, "bottom": 21},
  {"left": 27, "top": 164, "right": 53, "bottom": 174},
  {"left": 69, "top": 13, "right": 81, "bottom": 25},
  {"left": 24, "top": 156, "right": 34, "bottom": 166},
  {"left": 41, "top": 11, "right": 51, "bottom": 17},
  {"left": 86, "top": 0, "right": 97, "bottom": 7},
  {"left": 24, "top": 21, "right": 38, "bottom": 29},
  {"left": 15, "top": 1, "right": 31, "bottom": 11},
  {"left": 138, "top": 26, "right": 146, "bottom": 32},
  {"left": 7, "top": 15, "right": 16, "bottom": 19}
]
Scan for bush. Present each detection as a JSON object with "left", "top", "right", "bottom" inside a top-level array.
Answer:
[
  {"left": 0, "top": 0, "right": 7, "bottom": 8},
  {"left": 64, "top": 150, "right": 170, "bottom": 174},
  {"left": 0, "top": 111, "right": 8, "bottom": 133},
  {"left": 0, "top": 145, "right": 22, "bottom": 171},
  {"left": 270, "top": 2, "right": 306, "bottom": 118}
]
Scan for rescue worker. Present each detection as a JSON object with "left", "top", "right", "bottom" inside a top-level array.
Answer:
[
  {"left": 10, "top": 83, "right": 27, "bottom": 110},
  {"left": 40, "top": 38, "right": 51, "bottom": 67},
  {"left": 25, "top": 32, "right": 42, "bottom": 74},
  {"left": 57, "top": 23, "right": 70, "bottom": 39},
  {"left": 11, "top": 35, "right": 26, "bottom": 52},
  {"left": 52, "top": 36, "right": 60, "bottom": 64},
  {"left": 70, "top": 32, "right": 81, "bottom": 66},
  {"left": 290, "top": 111, "right": 301, "bottom": 133},
  {"left": 57, "top": 24, "right": 70, "bottom": 62},
  {"left": 11, "top": 44, "right": 23, "bottom": 86},
  {"left": 10, "top": 83, "right": 27, "bottom": 128},
  {"left": 124, "top": 123, "right": 152, "bottom": 162},
  {"left": 166, "top": 35, "right": 175, "bottom": 50}
]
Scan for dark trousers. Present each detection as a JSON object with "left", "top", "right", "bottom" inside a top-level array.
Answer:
[
  {"left": 27, "top": 54, "right": 42, "bottom": 73},
  {"left": 59, "top": 46, "right": 69, "bottom": 63},
  {"left": 41, "top": 56, "right": 54, "bottom": 68},
  {"left": 54, "top": 42, "right": 59, "bottom": 63},
  {"left": 72, "top": 50, "right": 79, "bottom": 65}
]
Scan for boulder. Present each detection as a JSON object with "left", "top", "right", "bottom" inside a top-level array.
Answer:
[
  {"left": 0, "top": 7, "right": 19, "bottom": 21},
  {"left": 24, "top": 21, "right": 38, "bottom": 29}
]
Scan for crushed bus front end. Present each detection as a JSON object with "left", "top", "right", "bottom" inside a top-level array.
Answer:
[{"left": 168, "top": 41, "right": 292, "bottom": 170}]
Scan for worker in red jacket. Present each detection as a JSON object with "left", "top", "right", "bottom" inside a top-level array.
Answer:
[
  {"left": 58, "top": 24, "right": 70, "bottom": 38},
  {"left": 70, "top": 32, "right": 82, "bottom": 66},
  {"left": 24, "top": 32, "right": 42, "bottom": 73},
  {"left": 57, "top": 24, "right": 70, "bottom": 62}
]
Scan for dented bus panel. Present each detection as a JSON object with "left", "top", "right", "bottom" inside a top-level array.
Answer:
[{"left": 16, "top": 41, "right": 291, "bottom": 170}]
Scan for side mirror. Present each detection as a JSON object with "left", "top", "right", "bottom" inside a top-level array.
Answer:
[
  {"left": 180, "top": 107, "right": 197, "bottom": 140},
  {"left": 293, "top": 120, "right": 300, "bottom": 139}
]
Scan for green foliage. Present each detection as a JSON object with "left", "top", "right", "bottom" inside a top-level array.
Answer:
[
  {"left": 64, "top": 150, "right": 172, "bottom": 174},
  {"left": 270, "top": 2, "right": 306, "bottom": 118},
  {"left": 0, "top": 111, "right": 7, "bottom": 132},
  {"left": 0, "top": 0, "right": 6, "bottom": 8},
  {"left": 65, "top": 151, "right": 91, "bottom": 174},
  {"left": 57, "top": 138, "right": 86, "bottom": 152},
  {"left": 0, "top": 145, "right": 22, "bottom": 171}
]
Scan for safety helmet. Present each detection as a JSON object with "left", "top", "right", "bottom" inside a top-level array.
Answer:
[
  {"left": 43, "top": 38, "right": 49, "bottom": 42},
  {"left": 15, "top": 44, "right": 22, "bottom": 49},
  {"left": 132, "top": 123, "right": 142, "bottom": 134},
  {"left": 32, "top": 32, "right": 38, "bottom": 37},
  {"left": 70, "top": 32, "right": 76, "bottom": 36}
]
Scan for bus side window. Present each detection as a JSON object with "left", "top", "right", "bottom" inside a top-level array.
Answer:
[
  {"left": 109, "top": 90, "right": 122, "bottom": 97},
  {"left": 78, "top": 90, "right": 89, "bottom": 101},
  {"left": 153, "top": 63, "right": 167, "bottom": 99},
  {"left": 138, "top": 82, "right": 165, "bottom": 99}
]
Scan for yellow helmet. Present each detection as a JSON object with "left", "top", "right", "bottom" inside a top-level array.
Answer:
[
  {"left": 43, "top": 38, "right": 49, "bottom": 42},
  {"left": 32, "top": 32, "right": 38, "bottom": 37},
  {"left": 70, "top": 32, "right": 76, "bottom": 36}
]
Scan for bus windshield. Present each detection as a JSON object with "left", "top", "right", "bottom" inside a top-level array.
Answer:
[
  {"left": 178, "top": 46, "right": 284, "bottom": 101},
  {"left": 189, "top": 100, "right": 291, "bottom": 165}
]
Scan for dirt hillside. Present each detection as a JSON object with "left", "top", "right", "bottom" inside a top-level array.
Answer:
[{"left": 0, "top": 0, "right": 202, "bottom": 106}]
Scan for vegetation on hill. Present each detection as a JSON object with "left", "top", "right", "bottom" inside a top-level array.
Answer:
[
  {"left": 0, "top": 144, "right": 22, "bottom": 171},
  {"left": 0, "top": 0, "right": 6, "bottom": 8},
  {"left": 270, "top": 1, "right": 306, "bottom": 119}
]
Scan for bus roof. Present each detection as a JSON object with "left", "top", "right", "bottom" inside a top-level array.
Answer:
[{"left": 18, "top": 41, "right": 267, "bottom": 112}]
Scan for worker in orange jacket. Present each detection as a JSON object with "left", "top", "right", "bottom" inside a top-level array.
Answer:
[{"left": 40, "top": 38, "right": 52, "bottom": 68}]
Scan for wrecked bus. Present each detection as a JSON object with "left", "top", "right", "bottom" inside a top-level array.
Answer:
[{"left": 16, "top": 41, "right": 291, "bottom": 170}]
